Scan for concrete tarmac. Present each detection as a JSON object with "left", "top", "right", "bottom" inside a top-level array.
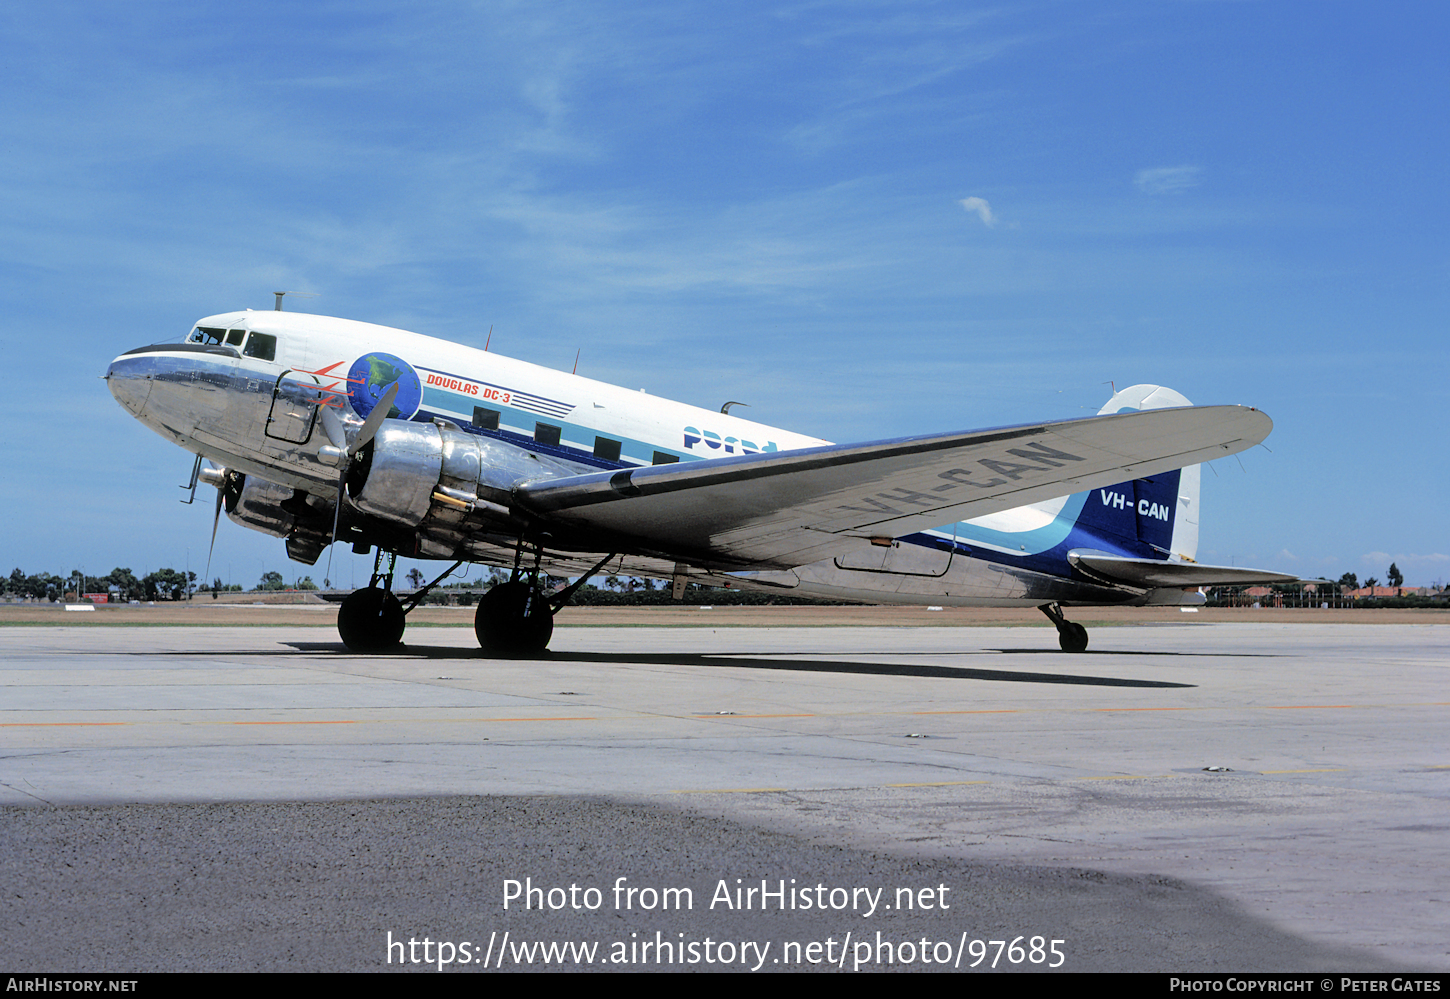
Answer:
[{"left": 1, "top": 621, "right": 1446, "bottom": 972}]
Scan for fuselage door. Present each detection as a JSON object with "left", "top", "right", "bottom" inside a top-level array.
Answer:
[{"left": 265, "top": 370, "right": 323, "bottom": 444}]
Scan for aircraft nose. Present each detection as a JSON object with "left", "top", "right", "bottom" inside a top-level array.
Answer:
[{"left": 106, "top": 353, "right": 153, "bottom": 418}]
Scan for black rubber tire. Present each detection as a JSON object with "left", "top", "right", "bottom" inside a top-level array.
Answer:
[
  {"left": 337, "top": 587, "right": 406, "bottom": 652},
  {"left": 474, "top": 582, "right": 554, "bottom": 657},
  {"left": 1058, "top": 622, "right": 1089, "bottom": 654}
]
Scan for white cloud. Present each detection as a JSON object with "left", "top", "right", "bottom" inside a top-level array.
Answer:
[
  {"left": 958, "top": 196, "right": 997, "bottom": 227},
  {"left": 1360, "top": 552, "right": 1449, "bottom": 567},
  {"left": 1135, "top": 165, "right": 1201, "bottom": 195}
]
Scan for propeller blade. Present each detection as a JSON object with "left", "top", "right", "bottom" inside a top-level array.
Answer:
[
  {"left": 202, "top": 481, "right": 224, "bottom": 585},
  {"left": 325, "top": 380, "right": 399, "bottom": 588},
  {"left": 350, "top": 381, "right": 400, "bottom": 457},
  {"left": 319, "top": 405, "right": 346, "bottom": 450},
  {"left": 325, "top": 463, "right": 348, "bottom": 588}
]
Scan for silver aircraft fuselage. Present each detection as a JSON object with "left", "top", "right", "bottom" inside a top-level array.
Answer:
[{"left": 106, "top": 309, "right": 1265, "bottom": 609}]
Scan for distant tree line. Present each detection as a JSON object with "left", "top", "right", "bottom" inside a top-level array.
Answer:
[
  {"left": 4, "top": 567, "right": 322, "bottom": 602},
  {"left": 5, "top": 567, "right": 197, "bottom": 602},
  {"left": 252, "top": 571, "right": 318, "bottom": 593},
  {"left": 1335, "top": 562, "right": 1407, "bottom": 591}
]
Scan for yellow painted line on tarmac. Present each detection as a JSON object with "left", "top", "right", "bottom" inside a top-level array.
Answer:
[
  {"left": 411, "top": 715, "right": 599, "bottom": 723},
  {"left": 1260, "top": 768, "right": 1346, "bottom": 774},
  {"left": 233, "top": 715, "right": 596, "bottom": 725},
  {"left": 234, "top": 719, "right": 359, "bottom": 725},
  {"left": 911, "top": 709, "right": 1018, "bottom": 715},
  {"left": 450, "top": 716, "right": 598, "bottom": 723},
  {"left": 1096, "top": 707, "right": 1189, "bottom": 712},
  {"left": 886, "top": 780, "right": 991, "bottom": 787},
  {"left": 0, "top": 722, "right": 127, "bottom": 727},
  {"left": 490, "top": 716, "right": 597, "bottom": 722},
  {"left": 1266, "top": 704, "right": 1355, "bottom": 710}
]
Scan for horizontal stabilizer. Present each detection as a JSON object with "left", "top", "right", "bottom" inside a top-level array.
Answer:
[{"left": 1068, "top": 550, "right": 1298, "bottom": 589}]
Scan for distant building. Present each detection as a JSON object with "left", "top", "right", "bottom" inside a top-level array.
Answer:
[{"left": 1344, "top": 586, "right": 1423, "bottom": 599}]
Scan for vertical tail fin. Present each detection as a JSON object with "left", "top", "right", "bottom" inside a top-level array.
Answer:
[{"left": 1071, "top": 385, "right": 1201, "bottom": 561}]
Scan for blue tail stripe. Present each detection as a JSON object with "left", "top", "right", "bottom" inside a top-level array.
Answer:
[
  {"left": 1060, "top": 469, "right": 1182, "bottom": 559},
  {"left": 950, "top": 492, "right": 1090, "bottom": 555}
]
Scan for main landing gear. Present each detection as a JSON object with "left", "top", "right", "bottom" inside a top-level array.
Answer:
[
  {"left": 474, "top": 581, "right": 553, "bottom": 656},
  {"left": 337, "top": 585, "right": 405, "bottom": 652},
  {"left": 1039, "top": 602, "right": 1089, "bottom": 653},
  {"left": 335, "top": 544, "right": 616, "bottom": 657},
  {"left": 473, "top": 544, "right": 615, "bottom": 658},
  {"left": 336, "top": 551, "right": 465, "bottom": 653}
]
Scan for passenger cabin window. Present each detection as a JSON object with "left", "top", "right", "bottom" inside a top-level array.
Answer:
[
  {"left": 593, "top": 437, "right": 622, "bottom": 462},
  {"left": 242, "top": 332, "right": 277, "bottom": 361},
  {"left": 534, "top": 423, "right": 561, "bottom": 447},
  {"left": 652, "top": 451, "right": 679, "bottom": 465},
  {"left": 472, "top": 407, "right": 500, "bottom": 431}
]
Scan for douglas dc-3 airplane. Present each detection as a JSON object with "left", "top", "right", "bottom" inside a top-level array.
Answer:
[{"left": 106, "top": 307, "right": 1294, "bottom": 655}]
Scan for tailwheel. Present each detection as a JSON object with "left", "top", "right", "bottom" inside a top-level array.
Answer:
[
  {"left": 474, "top": 581, "right": 554, "bottom": 657},
  {"left": 1039, "top": 602, "right": 1089, "bottom": 653},
  {"left": 1058, "top": 621, "right": 1089, "bottom": 654},
  {"left": 337, "top": 587, "right": 406, "bottom": 652}
]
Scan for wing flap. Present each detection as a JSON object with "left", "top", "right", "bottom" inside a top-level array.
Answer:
[{"left": 515, "top": 405, "right": 1272, "bottom": 569}]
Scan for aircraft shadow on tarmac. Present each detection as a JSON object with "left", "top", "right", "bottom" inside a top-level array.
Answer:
[{"left": 283, "top": 643, "right": 1198, "bottom": 687}]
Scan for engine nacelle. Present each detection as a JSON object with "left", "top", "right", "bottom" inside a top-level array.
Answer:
[
  {"left": 346, "top": 422, "right": 443, "bottom": 527},
  {"left": 224, "top": 473, "right": 297, "bottom": 538},
  {"left": 345, "top": 419, "right": 574, "bottom": 529}
]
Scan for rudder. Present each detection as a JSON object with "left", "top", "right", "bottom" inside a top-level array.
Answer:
[{"left": 1070, "top": 385, "right": 1201, "bottom": 561}]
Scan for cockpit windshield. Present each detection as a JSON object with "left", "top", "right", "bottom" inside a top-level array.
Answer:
[
  {"left": 188, "top": 326, "right": 231, "bottom": 346},
  {"left": 186, "top": 326, "right": 277, "bottom": 361}
]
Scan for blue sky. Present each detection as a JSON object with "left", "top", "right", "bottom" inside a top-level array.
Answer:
[{"left": 2, "top": 1, "right": 1445, "bottom": 589}]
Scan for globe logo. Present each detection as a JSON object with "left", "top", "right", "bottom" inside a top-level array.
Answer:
[{"left": 347, "top": 353, "right": 423, "bottom": 421}]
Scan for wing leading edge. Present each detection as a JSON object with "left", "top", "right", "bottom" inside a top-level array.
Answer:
[{"left": 513, "top": 405, "right": 1273, "bottom": 570}]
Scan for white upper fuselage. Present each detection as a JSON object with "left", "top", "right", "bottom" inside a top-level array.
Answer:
[{"left": 203, "top": 309, "right": 827, "bottom": 473}]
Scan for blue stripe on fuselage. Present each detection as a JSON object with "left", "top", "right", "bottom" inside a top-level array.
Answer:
[
  {"left": 417, "top": 385, "right": 699, "bottom": 468},
  {"left": 413, "top": 406, "right": 697, "bottom": 472}
]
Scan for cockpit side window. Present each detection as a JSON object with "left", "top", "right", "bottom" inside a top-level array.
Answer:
[
  {"left": 242, "top": 332, "right": 277, "bottom": 361},
  {"left": 225, "top": 329, "right": 245, "bottom": 346}
]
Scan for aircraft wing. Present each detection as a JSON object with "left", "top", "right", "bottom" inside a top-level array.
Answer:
[
  {"left": 513, "top": 405, "right": 1272, "bottom": 570},
  {"left": 1067, "top": 551, "right": 1297, "bottom": 589}
]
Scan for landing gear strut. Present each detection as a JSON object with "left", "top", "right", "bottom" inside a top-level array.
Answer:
[
  {"left": 473, "top": 544, "right": 616, "bottom": 658},
  {"left": 1039, "top": 602, "right": 1089, "bottom": 653},
  {"left": 336, "top": 555, "right": 470, "bottom": 653},
  {"left": 338, "top": 550, "right": 405, "bottom": 652}
]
